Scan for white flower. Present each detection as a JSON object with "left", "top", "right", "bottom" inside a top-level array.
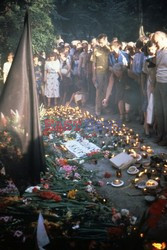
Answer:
[
  {"left": 49, "top": 134, "right": 54, "bottom": 139},
  {"left": 121, "top": 209, "right": 130, "bottom": 217},
  {"left": 86, "top": 185, "right": 93, "bottom": 192},
  {"left": 63, "top": 131, "right": 71, "bottom": 135},
  {"left": 112, "top": 213, "right": 122, "bottom": 223},
  {"left": 79, "top": 159, "right": 85, "bottom": 164},
  {"left": 72, "top": 224, "right": 80, "bottom": 230},
  {"left": 130, "top": 216, "right": 137, "bottom": 225},
  {"left": 25, "top": 186, "right": 40, "bottom": 193},
  {"left": 14, "top": 230, "right": 23, "bottom": 238}
]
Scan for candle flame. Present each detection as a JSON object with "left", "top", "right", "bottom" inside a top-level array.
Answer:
[
  {"left": 152, "top": 242, "right": 166, "bottom": 249},
  {"left": 138, "top": 171, "right": 144, "bottom": 177}
]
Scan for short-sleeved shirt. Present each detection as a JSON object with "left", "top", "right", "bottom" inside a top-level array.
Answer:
[
  {"left": 91, "top": 46, "right": 110, "bottom": 73},
  {"left": 132, "top": 52, "right": 145, "bottom": 75},
  {"left": 109, "top": 50, "right": 129, "bottom": 67}
]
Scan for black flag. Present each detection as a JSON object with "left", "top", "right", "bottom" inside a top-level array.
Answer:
[{"left": 0, "top": 11, "right": 45, "bottom": 194}]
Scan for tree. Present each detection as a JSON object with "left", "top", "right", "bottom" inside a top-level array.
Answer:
[
  {"left": 0, "top": 0, "right": 56, "bottom": 60},
  {"left": 53, "top": 0, "right": 140, "bottom": 42}
]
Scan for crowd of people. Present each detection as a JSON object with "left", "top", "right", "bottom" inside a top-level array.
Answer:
[{"left": 2, "top": 31, "right": 167, "bottom": 146}]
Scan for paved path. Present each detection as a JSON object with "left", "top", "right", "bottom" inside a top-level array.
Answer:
[{"left": 82, "top": 104, "right": 167, "bottom": 221}]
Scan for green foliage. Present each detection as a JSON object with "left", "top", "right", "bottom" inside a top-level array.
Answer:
[
  {"left": 1, "top": 0, "right": 167, "bottom": 60},
  {"left": 0, "top": 0, "right": 57, "bottom": 60},
  {"left": 0, "top": 4, "right": 24, "bottom": 56},
  {"left": 29, "top": 1, "right": 55, "bottom": 53},
  {"left": 52, "top": 0, "right": 140, "bottom": 42}
]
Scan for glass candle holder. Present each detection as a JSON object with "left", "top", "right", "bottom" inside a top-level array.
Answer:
[
  {"left": 116, "top": 169, "right": 122, "bottom": 178},
  {"left": 142, "top": 152, "right": 148, "bottom": 159},
  {"left": 162, "top": 170, "right": 167, "bottom": 181},
  {"left": 155, "top": 163, "right": 162, "bottom": 172}
]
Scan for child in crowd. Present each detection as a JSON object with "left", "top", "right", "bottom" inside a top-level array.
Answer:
[{"left": 66, "top": 85, "right": 87, "bottom": 107}]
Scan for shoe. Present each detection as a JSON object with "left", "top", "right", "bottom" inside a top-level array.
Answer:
[
  {"left": 119, "top": 115, "right": 124, "bottom": 122},
  {"left": 154, "top": 136, "right": 162, "bottom": 143},
  {"left": 125, "top": 114, "right": 130, "bottom": 123},
  {"left": 103, "top": 108, "right": 111, "bottom": 114},
  {"left": 158, "top": 140, "right": 167, "bottom": 146},
  {"left": 145, "top": 133, "right": 151, "bottom": 138},
  {"left": 95, "top": 113, "right": 101, "bottom": 119}
]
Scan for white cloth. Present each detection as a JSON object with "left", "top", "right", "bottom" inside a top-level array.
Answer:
[
  {"left": 44, "top": 60, "right": 60, "bottom": 98},
  {"left": 37, "top": 213, "right": 50, "bottom": 250},
  {"left": 142, "top": 60, "right": 156, "bottom": 99},
  {"left": 64, "top": 138, "right": 100, "bottom": 158},
  {"left": 147, "top": 93, "right": 154, "bottom": 125},
  {"left": 60, "top": 57, "right": 71, "bottom": 77},
  {"left": 3, "top": 61, "right": 12, "bottom": 83}
]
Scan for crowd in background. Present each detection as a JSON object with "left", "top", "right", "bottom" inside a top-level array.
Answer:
[{"left": 2, "top": 31, "right": 167, "bottom": 146}]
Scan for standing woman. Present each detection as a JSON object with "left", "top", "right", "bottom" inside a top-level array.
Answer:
[
  {"left": 44, "top": 52, "right": 61, "bottom": 107},
  {"left": 102, "top": 63, "right": 133, "bottom": 122},
  {"left": 59, "top": 48, "right": 72, "bottom": 105}
]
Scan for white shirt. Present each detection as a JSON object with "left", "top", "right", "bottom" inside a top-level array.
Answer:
[{"left": 3, "top": 61, "right": 12, "bottom": 83}]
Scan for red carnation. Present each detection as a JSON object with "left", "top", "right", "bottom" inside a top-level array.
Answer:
[
  {"left": 108, "top": 226, "right": 124, "bottom": 237},
  {"left": 39, "top": 191, "right": 62, "bottom": 202},
  {"left": 104, "top": 172, "right": 112, "bottom": 178},
  {"left": 32, "top": 187, "right": 39, "bottom": 193}
]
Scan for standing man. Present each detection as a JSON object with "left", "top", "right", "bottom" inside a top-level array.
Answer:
[
  {"left": 153, "top": 31, "right": 167, "bottom": 146},
  {"left": 92, "top": 34, "right": 110, "bottom": 117}
]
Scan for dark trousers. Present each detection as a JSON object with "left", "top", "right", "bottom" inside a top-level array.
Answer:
[
  {"left": 154, "top": 82, "right": 167, "bottom": 140},
  {"left": 95, "top": 72, "right": 108, "bottom": 115}
]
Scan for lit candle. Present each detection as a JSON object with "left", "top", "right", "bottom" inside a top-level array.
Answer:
[
  {"left": 156, "top": 163, "right": 160, "bottom": 168},
  {"left": 134, "top": 178, "right": 139, "bottom": 183},
  {"left": 164, "top": 164, "right": 167, "bottom": 169},
  {"left": 126, "top": 135, "right": 130, "bottom": 144},
  {"left": 155, "top": 163, "right": 161, "bottom": 172},
  {"left": 114, "top": 179, "right": 121, "bottom": 185},
  {"left": 151, "top": 169, "right": 156, "bottom": 176},
  {"left": 129, "top": 129, "right": 134, "bottom": 135},
  {"left": 138, "top": 171, "right": 145, "bottom": 177},
  {"left": 116, "top": 170, "right": 122, "bottom": 178},
  {"left": 163, "top": 170, "right": 167, "bottom": 175},
  {"left": 142, "top": 152, "right": 148, "bottom": 159},
  {"left": 131, "top": 149, "right": 138, "bottom": 159},
  {"left": 163, "top": 170, "right": 167, "bottom": 181},
  {"left": 146, "top": 146, "right": 153, "bottom": 154},
  {"left": 155, "top": 177, "right": 160, "bottom": 185},
  {"left": 141, "top": 145, "right": 146, "bottom": 151}
]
